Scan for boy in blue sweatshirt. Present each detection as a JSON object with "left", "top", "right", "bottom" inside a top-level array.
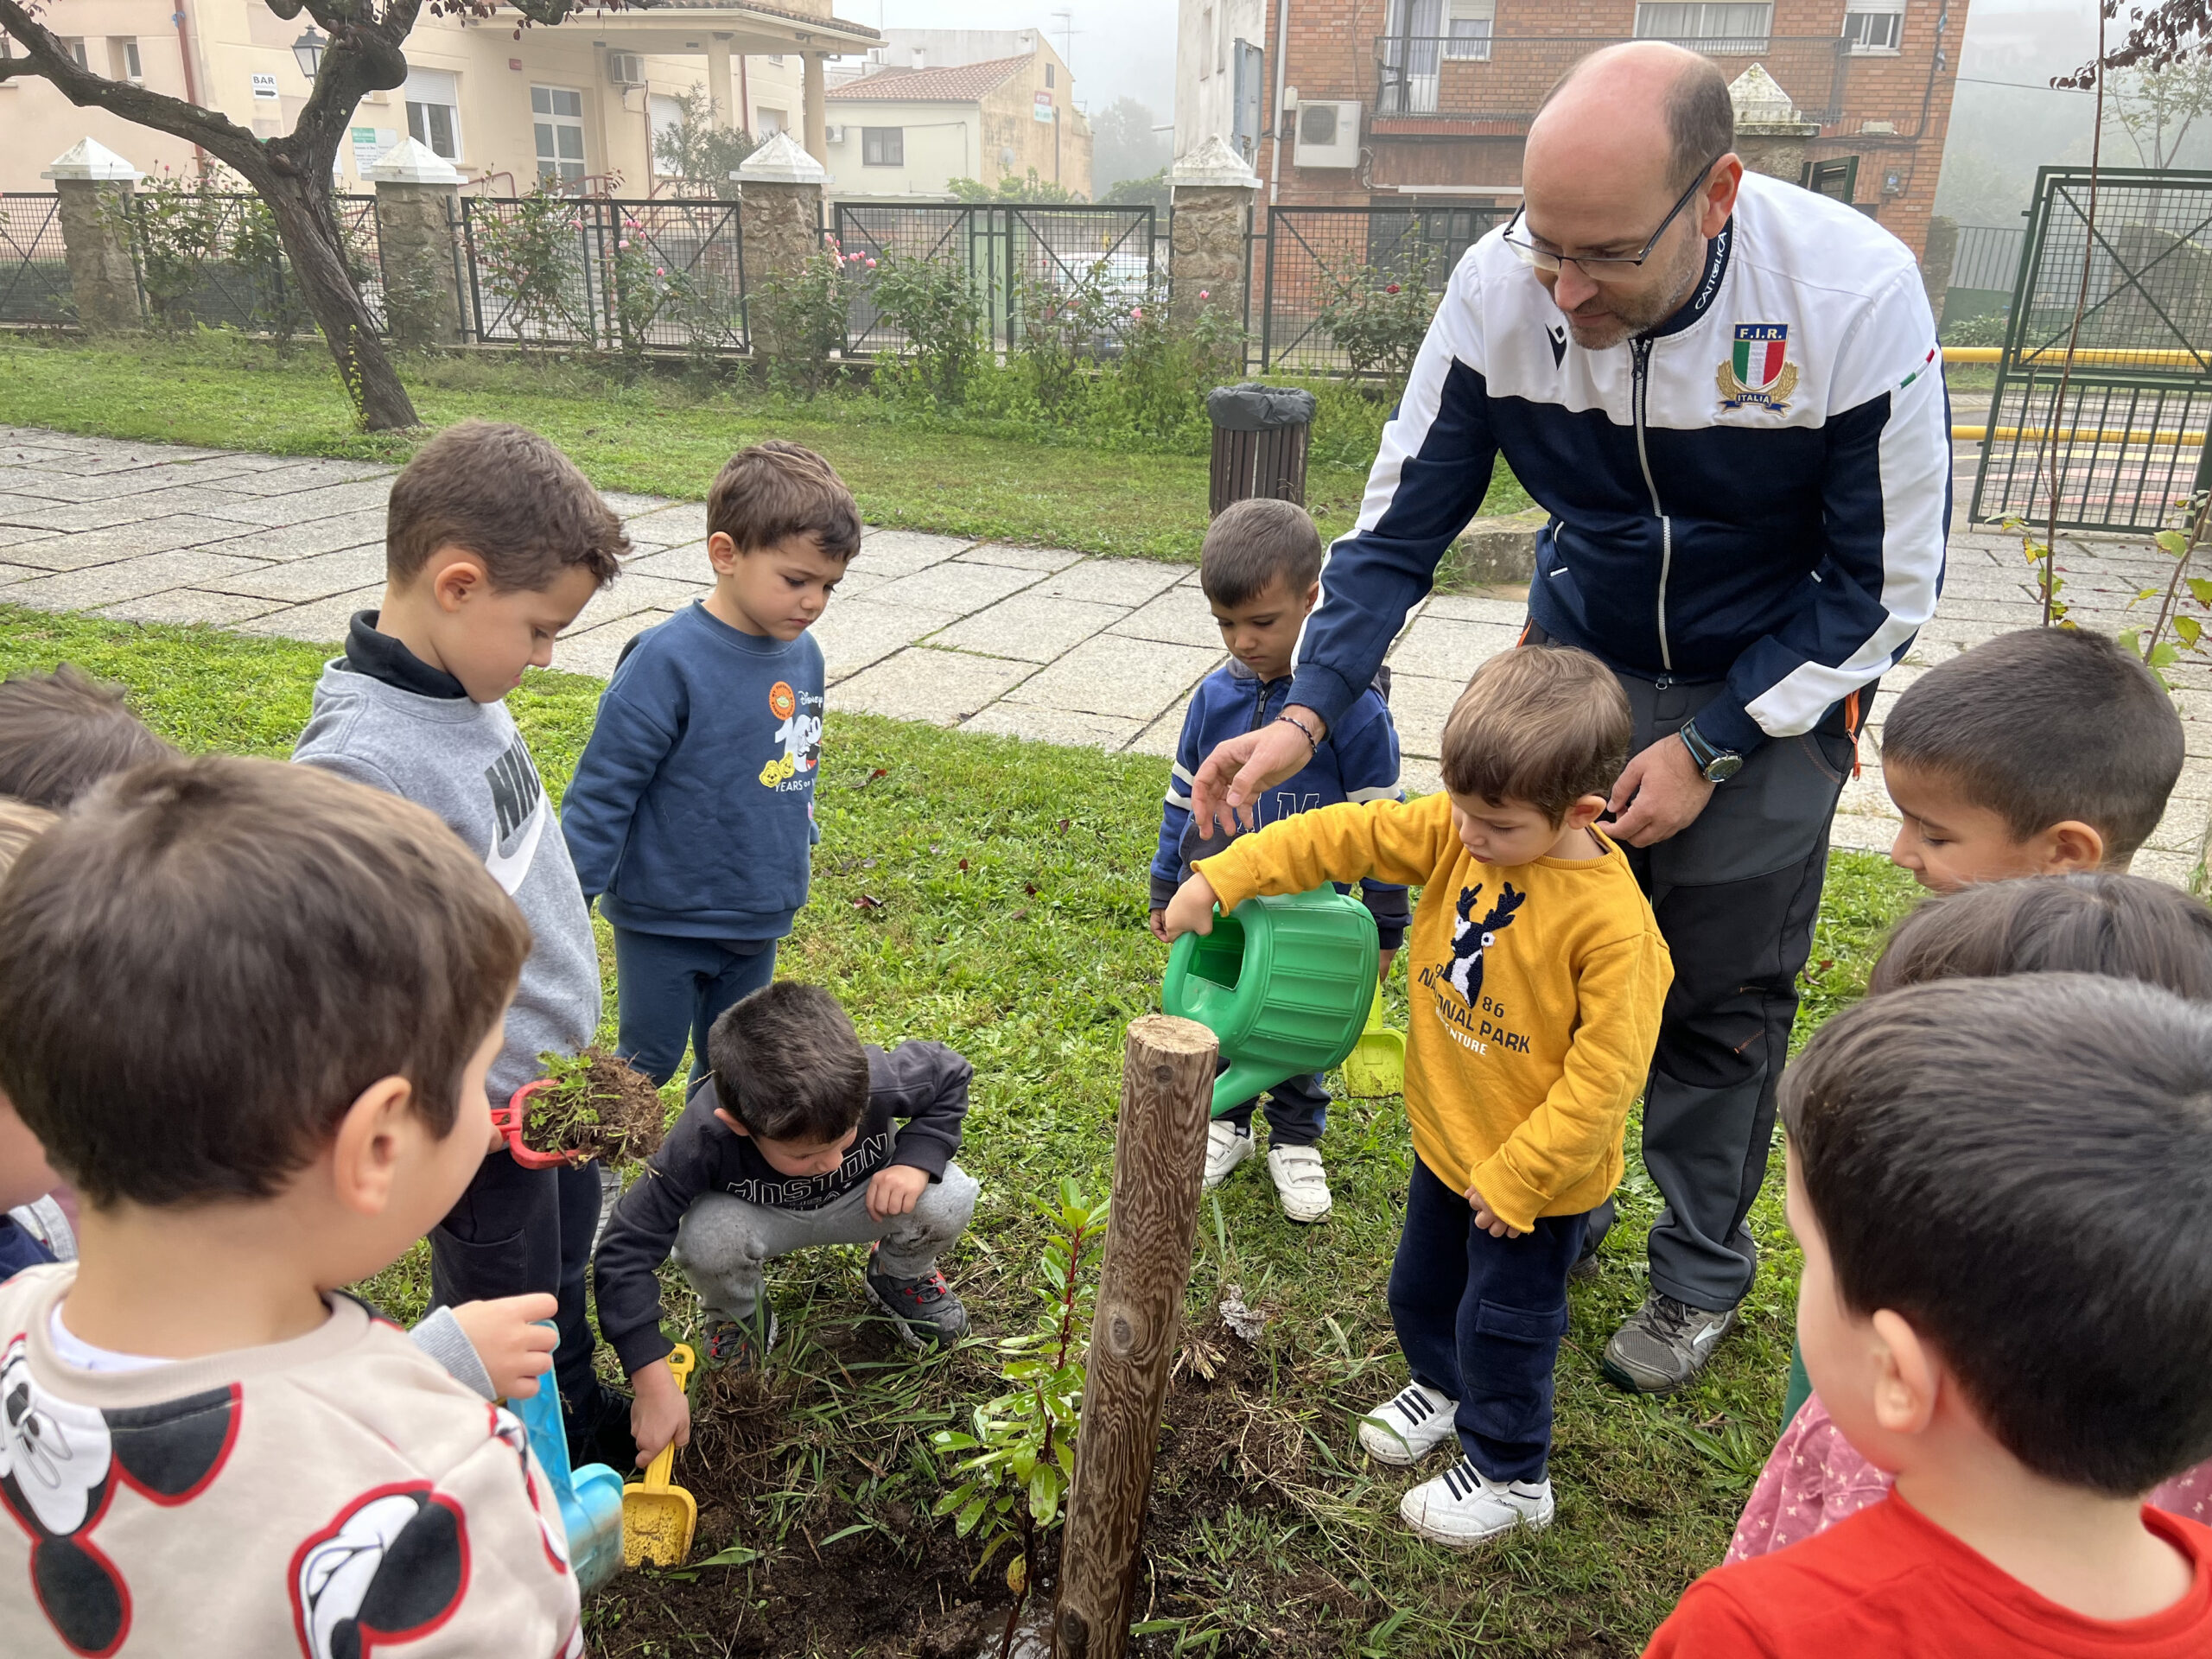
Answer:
[
  {"left": 1148, "top": 498, "right": 1409, "bottom": 1223},
  {"left": 563, "top": 442, "right": 861, "bottom": 1089}
]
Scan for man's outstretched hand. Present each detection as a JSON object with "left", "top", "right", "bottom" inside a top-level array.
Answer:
[{"left": 1188, "top": 707, "right": 1327, "bottom": 836}]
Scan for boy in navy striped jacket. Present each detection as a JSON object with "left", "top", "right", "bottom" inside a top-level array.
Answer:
[{"left": 1148, "top": 499, "right": 1408, "bottom": 1223}]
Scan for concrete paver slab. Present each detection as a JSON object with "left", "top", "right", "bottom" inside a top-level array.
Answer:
[
  {"left": 868, "top": 559, "right": 1043, "bottom": 617},
  {"left": 201, "top": 543, "right": 394, "bottom": 603},
  {"left": 190, "top": 512, "right": 389, "bottom": 564},
  {"left": 855, "top": 529, "right": 975, "bottom": 577},
  {"left": 813, "top": 598, "right": 963, "bottom": 682},
  {"left": 926, "top": 594, "right": 1128, "bottom": 663},
  {"left": 1386, "top": 671, "right": 1468, "bottom": 759},
  {"left": 834, "top": 647, "right": 1033, "bottom": 726},
  {"left": 961, "top": 705, "right": 1146, "bottom": 748},
  {"left": 1001, "top": 635, "right": 1220, "bottom": 722},
  {"left": 175, "top": 479, "right": 397, "bottom": 527},
  {"left": 0, "top": 493, "right": 227, "bottom": 536},
  {"left": 619, "top": 505, "right": 707, "bottom": 548},
  {"left": 956, "top": 543, "right": 1086, "bottom": 572},
  {"left": 574, "top": 573, "right": 707, "bottom": 632},
  {"left": 1128, "top": 711, "right": 1184, "bottom": 760},
  {"left": 3, "top": 549, "right": 271, "bottom": 610},
  {"left": 2, "top": 515, "right": 251, "bottom": 570},
  {"left": 1386, "top": 615, "right": 1522, "bottom": 681},
  {"left": 1031, "top": 560, "right": 1185, "bottom": 607},
  {"left": 96, "top": 588, "right": 289, "bottom": 626},
  {"left": 623, "top": 543, "right": 712, "bottom": 582},
  {"left": 557, "top": 609, "right": 675, "bottom": 680},
  {"left": 213, "top": 458, "right": 397, "bottom": 495},
  {"left": 234, "top": 587, "right": 384, "bottom": 643},
  {"left": 1109, "top": 587, "right": 1228, "bottom": 650}
]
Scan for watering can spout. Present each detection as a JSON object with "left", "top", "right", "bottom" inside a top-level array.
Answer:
[{"left": 1211, "top": 1059, "right": 1300, "bottom": 1119}]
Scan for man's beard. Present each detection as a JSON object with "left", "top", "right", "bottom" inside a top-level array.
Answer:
[{"left": 1560, "top": 232, "right": 1707, "bottom": 350}]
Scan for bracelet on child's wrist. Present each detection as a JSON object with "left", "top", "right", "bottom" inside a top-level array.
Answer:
[{"left": 1275, "top": 713, "right": 1320, "bottom": 754}]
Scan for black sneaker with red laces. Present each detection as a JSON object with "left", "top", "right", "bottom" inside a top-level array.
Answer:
[
  {"left": 862, "top": 1246, "right": 970, "bottom": 1348},
  {"left": 704, "top": 1306, "right": 777, "bottom": 1371}
]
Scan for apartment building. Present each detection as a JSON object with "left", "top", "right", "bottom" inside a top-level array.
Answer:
[
  {"left": 1173, "top": 0, "right": 1966, "bottom": 257},
  {"left": 823, "top": 41, "right": 1093, "bottom": 198},
  {"left": 0, "top": 0, "right": 879, "bottom": 194}
]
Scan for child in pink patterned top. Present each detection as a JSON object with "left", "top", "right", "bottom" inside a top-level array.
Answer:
[{"left": 1728, "top": 872, "right": 2212, "bottom": 1564}]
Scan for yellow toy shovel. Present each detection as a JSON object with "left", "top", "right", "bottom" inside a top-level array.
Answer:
[
  {"left": 622, "top": 1343, "right": 699, "bottom": 1568},
  {"left": 1340, "top": 982, "right": 1406, "bottom": 1097}
]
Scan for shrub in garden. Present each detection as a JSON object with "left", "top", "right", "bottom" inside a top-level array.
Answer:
[
  {"left": 1085, "top": 284, "right": 1249, "bottom": 444},
  {"left": 1012, "top": 257, "right": 1122, "bottom": 417},
  {"left": 751, "top": 236, "right": 863, "bottom": 396},
  {"left": 470, "top": 185, "right": 592, "bottom": 348},
  {"left": 1318, "top": 246, "right": 1441, "bottom": 380},
  {"left": 868, "top": 250, "right": 985, "bottom": 405}
]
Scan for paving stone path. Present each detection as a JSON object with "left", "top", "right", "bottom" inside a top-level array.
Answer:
[{"left": 3, "top": 423, "right": 2209, "bottom": 885}]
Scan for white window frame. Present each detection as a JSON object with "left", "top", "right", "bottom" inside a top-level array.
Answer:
[
  {"left": 1632, "top": 3, "right": 1773, "bottom": 48},
  {"left": 861, "top": 126, "right": 904, "bottom": 166},
  {"left": 531, "top": 84, "right": 588, "bottom": 186},
  {"left": 1445, "top": 0, "right": 1494, "bottom": 61},
  {"left": 404, "top": 67, "right": 463, "bottom": 162},
  {"left": 61, "top": 36, "right": 89, "bottom": 70},
  {"left": 1843, "top": 0, "right": 1904, "bottom": 54}
]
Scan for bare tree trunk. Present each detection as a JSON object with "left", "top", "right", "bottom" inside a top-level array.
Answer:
[{"left": 258, "top": 168, "right": 417, "bottom": 429}]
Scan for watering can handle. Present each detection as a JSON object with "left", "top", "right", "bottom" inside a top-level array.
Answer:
[{"left": 640, "top": 1343, "right": 696, "bottom": 1496}]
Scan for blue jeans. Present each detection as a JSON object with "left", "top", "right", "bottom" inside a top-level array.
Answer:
[
  {"left": 613, "top": 929, "right": 779, "bottom": 1089},
  {"left": 1389, "top": 1156, "right": 1587, "bottom": 1483}
]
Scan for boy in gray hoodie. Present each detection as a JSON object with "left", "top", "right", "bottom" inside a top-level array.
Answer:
[{"left": 293, "top": 420, "right": 634, "bottom": 1466}]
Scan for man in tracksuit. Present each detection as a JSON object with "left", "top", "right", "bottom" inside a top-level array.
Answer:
[{"left": 1189, "top": 41, "right": 1948, "bottom": 1392}]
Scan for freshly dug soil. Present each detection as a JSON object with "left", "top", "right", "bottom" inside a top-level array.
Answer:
[{"left": 520, "top": 1048, "right": 667, "bottom": 1164}]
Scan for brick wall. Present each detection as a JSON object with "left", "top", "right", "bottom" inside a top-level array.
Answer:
[{"left": 1249, "top": 0, "right": 1968, "bottom": 259}]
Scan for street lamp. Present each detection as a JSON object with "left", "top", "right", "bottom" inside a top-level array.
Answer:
[{"left": 291, "top": 25, "right": 327, "bottom": 79}]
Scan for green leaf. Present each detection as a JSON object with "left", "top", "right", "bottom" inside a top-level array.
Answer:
[
  {"left": 2158, "top": 529, "right": 2190, "bottom": 556},
  {"left": 817, "top": 1522, "right": 874, "bottom": 1548},
  {"left": 934, "top": 1484, "right": 977, "bottom": 1517},
  {"left": 691, "top": 1543, "right": 760, "bottom": 1568},
  {"left": 1029, "top": 1463, "right": 1064, "bottom": 1523},
  {"left": 2180, "top": 614, "right": 2203, "bottom": 648},
  {"left": 933, "top": 1431, "right": 981, "bottom": 1452},
  {"left": 954, "top": 1495, "right": 988, "bottom": 1536}
]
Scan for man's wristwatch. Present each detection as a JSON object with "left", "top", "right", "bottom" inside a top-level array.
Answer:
[{"left": 1679, "top": 718, "right": 1743, "bottom": 783}]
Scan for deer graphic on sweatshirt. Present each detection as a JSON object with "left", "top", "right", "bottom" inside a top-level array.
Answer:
[{"left": 1446, "top": 882, "right": 1525, "bottom": 1006}]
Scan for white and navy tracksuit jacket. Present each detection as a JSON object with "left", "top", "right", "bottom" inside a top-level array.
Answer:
[{"left": 1287, "top": 172, "right": 1951, "bottom": 758}]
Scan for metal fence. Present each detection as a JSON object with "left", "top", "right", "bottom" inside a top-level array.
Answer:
[
  {"left": 125, "top": 192, "right": 383, "bottom": 334},
  {"left": 1970, "top": 168, "right": 2212, "bottom": 532},
  {"left": 1952, "top": 224, "right": 2027, "bottom": 293},
  {"left": 1254, "top": 204, "right": 1502, "bottom": 373},
  {"left": 0, "top": 194, "right": 73, "bottom": 324},
  {"left": 831, "top": 200, "right": 1157, "bottom": 355},
  {"left": 457, "top": 196, "right": 746, "bottom": 353}
]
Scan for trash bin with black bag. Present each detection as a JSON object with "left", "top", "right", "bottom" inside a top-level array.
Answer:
[{"left": 1206, "top": 383, "right": 1317, "bottom": 516}]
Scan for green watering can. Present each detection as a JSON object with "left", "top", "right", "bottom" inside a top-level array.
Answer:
[{"left": 1162, "top": 885, "right": 1381, "bottom": 1117}]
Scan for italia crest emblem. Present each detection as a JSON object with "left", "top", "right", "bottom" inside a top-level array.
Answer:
[{"left": 1717, "top": 322, "right": 1797, "bottom": 410}]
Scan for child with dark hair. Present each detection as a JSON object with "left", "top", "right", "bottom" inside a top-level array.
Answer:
[
  {"left": 593, "top": 982, "right": 976, "bottom": 1466},
  {"left": 1162, "top": 645, "right": 1671, "bottom": 1548},
  {"left": 563, "top": 441, "right": 861, "bottom": 1090},
  {"left": 1726, "top": 872, "right": 2212, "bottom": 1563},
  {"left": 1648, "top": 974, "right": 2212, "bottom": 1655},
  {"left": 293, "top": 417, "right": 633, "bottom": 1468},
  {"left": 1882, "top": 626, "right": 2184, "bottom": 891},
  {"left": 0, "top": 800, "right": 67, "bottom": 1280},
  {"left": 0, "top": 756, "right": 583, "bottom": 1656},
  {"left": 1149, "top": 496, "right": 1408, "bottom": 1223},
  {"left": 0, "top": 664, "right": 173, "bottom": 808}
]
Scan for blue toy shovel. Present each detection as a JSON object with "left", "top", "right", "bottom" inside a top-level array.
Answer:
[
  {"left": 1162, "top": 885, "right": 1381, "bottom": 1116},
  {"left": 512, "top": 1335, "right": 626, "bottom": 1593}
]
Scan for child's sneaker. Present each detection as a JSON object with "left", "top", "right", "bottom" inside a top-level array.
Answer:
[
  {"left": 1266, "top": 1143, "right": 1332, "bottom": 1222},
  {"left": 864, "top": 1247, "right": 970, "bottom": 1348},
  {"left": 1203, "top": 1121, "right": 1255, "bottom": 1190},
  {"left": 1357, "top": 1382, "right": 1459, "bottom": 1465},
  {"left": 705, "top": 1306, "right": 778, "bottom": 1372},
  {"left": 1398, "top": 1458, "right": 1554, "bottom": 1548}
]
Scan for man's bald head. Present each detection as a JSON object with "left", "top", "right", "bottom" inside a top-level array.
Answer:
[{"left": 1531, "top": 42, "right": 1734, "bottom": 194}]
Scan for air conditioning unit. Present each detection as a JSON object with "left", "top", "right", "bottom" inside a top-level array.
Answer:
[
  {"left": 1295, "top": 100, "right": 1361, "bottom": 168},
  {"left": 824, "top": 124, "right": 847, "bottom": 143},
  {"left": 605, "top": 52, "right": 645, "bottom": 88}
]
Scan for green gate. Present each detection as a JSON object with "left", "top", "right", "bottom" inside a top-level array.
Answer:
[{"left": 1970, "top": 166, "right": 2212, "bottom": 532}]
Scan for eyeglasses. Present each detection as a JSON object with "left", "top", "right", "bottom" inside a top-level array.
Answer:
[{"left": 1502, "top": 158, "right": 1724, "bottom": 282}]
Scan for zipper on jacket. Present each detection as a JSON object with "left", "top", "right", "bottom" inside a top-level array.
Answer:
[{"left": 1631, "top": 337, "right": 1674, "bottom": 672}]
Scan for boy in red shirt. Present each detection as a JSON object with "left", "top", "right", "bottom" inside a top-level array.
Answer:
[{"left": 1645, "top": 973, "right": 2212, "bottom": 1656}]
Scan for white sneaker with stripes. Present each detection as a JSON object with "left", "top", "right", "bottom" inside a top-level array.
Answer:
[
  {"left": 1398, "top": 1458, "right": 1554, "bottom": 1548},
  {"left": 1357, "top": 1382, "right": 1459, "bottom": 1465}
]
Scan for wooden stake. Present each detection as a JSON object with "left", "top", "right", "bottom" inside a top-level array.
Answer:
[{"left": 1052, "top": 1014, "right": 1218, "bottom": 1659}]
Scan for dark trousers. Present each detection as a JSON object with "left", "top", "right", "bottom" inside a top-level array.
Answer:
[
  {"left": 1217, "top": 1065, "right": 1328, "bottom": 1147},
  {"left": 430, "top": 1149, "right": 604, "bottom": 1410},
  {"left": 613, "top": 928, "right": 779, "bottom": 1089},
  {"left": 1614, "top": 672, "right": 1859, "bottom": 1312},
  {"left": 1389, "top": 1157, "right": 1586, "bottom": 1484}
]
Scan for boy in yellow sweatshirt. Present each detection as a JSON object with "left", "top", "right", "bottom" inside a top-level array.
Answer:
[{"left": 1164, "top": 645, "right": 1671, "bottom": 1548}]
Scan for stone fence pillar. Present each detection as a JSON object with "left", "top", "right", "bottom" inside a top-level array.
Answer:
[
  {"left": 1168, "top": 136, "right": 1260, "bottom": 329},
  {"left": 41, "top": 139, "right": 141, "bottom": 334},
  {"left": 735, "top": 131, "right": 829, "bottom": 362},
  {"left": 367, "top": 138, "right": 466, "bottom": 349},
  {"left": 1920, "top": 214, "right": 1959, "bottom": 313},
  {"left": 1726, "top": 66, "right": 1821, "bottom": 186}
]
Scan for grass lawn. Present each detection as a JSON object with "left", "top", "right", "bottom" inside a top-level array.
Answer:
[
  {"left": 0, "top": 333, "right": 1531, "bottom": 563},
  {"left": 0, "top": 605, "right": 1920, "bottom": 1657}
]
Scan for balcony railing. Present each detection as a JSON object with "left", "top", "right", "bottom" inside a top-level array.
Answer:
[{"left": 1372, "top": 35, "right": 1853, "bottom": 130}]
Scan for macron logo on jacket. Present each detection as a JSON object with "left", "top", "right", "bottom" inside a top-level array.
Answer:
[{"left": 1289, "top": 173, "right": 1951, "bottom": 758}]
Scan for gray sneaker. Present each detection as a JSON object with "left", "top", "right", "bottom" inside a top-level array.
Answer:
[{"left": 1601, "top": 1294, "right": 1738, "bottom": 1393}]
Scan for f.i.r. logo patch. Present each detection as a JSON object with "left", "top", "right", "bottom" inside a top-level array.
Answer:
[{"left": 1717, "top": 322, "right": 1798, "bottom": 411}]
